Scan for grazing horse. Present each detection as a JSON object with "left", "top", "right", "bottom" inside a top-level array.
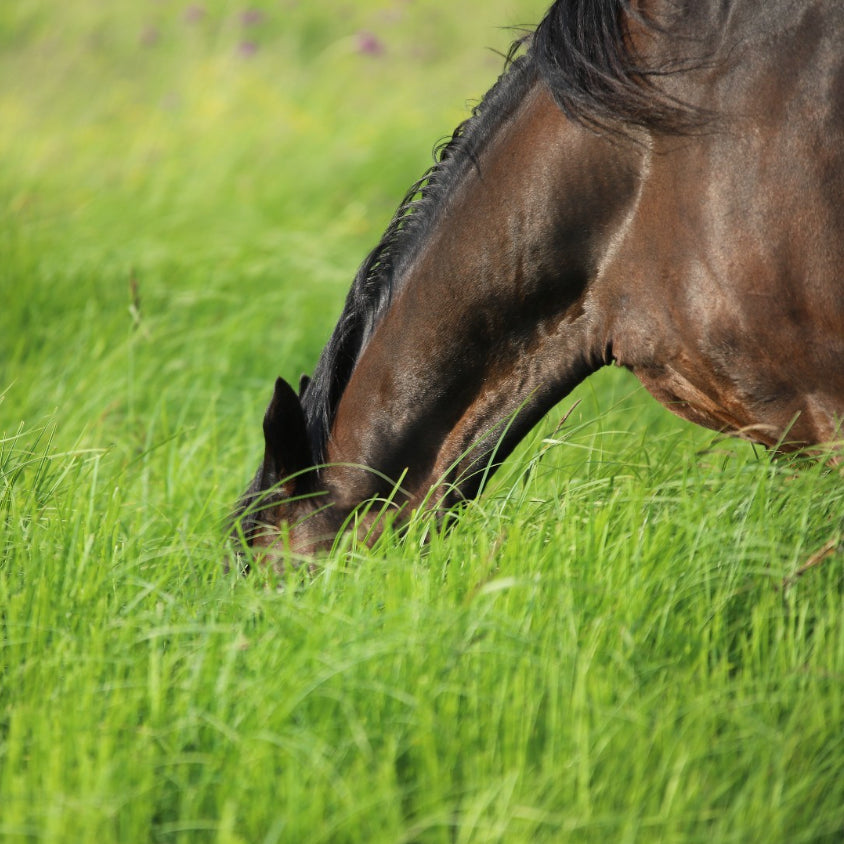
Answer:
[{"left": 234, "top": 0, "right": 844, "bottom": 557}]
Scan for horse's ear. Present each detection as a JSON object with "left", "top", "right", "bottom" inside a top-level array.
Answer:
[
  {"left": 262, "top": 376, "right": 313, "bottom": 490},
  {"left": 298, "top": 373, "right": 311, "bottom": 399}
]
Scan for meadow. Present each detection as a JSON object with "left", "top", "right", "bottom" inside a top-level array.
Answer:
[{"left": 1, "top": 1, "right": 842, "bottom": 841}]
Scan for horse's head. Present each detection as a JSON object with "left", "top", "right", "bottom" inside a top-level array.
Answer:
[{"left": 231, "top": 371, "right": 488, "bottom": 564}]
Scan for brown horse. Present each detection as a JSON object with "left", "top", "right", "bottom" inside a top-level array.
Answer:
[{"left": 233, "top": 0, "right": 844, "bottom": 558}]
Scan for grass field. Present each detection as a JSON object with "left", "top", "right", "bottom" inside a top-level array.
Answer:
[{"left": 1, "top": 1, "right": 843, "bottom": 841}]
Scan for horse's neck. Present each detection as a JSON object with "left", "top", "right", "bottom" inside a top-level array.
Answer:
[{"left": 323, "top": 81, "right": 645, "bottom": 510}]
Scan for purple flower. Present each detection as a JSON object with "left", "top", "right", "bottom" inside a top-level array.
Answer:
[
  {"left": 140, "top": 26, "right": 160, "bottom": 47},
  {"left": 356, "top": 31, "right": 385, "bottom": 56},
  {"left": 240, "top": 9, "right": 265, "bottom": 27},
  {"left": 184, "top": 5, "right": 206, "bottom": 24},
  {"left": 237, "top": 40, "right": 259, "bottom": 57}
]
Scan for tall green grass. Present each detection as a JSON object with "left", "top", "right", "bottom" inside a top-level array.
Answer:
[{"left": 1, "top": 2, "right": 842, "bottom": 841}]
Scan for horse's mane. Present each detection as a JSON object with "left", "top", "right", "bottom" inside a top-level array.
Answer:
[
  {"left": 532, "top": 0, "right": 710, "bottom": 133},
  {"left": 302, "top": 0, "right": 705, "bottom": 458}
]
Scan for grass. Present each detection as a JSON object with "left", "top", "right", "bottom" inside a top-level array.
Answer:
[{"left": 1, "top": 1, "right": 842, "bottom": 841}]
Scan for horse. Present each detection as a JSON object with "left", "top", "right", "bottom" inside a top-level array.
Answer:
[{"left": 233, "top": 0, "right": 844, "bottom": 559}]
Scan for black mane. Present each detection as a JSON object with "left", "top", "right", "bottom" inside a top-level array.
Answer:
[
  {"left": 301, "top": 0, "right": 704, "bottom": 459},
  {"left": 532, "top": 0, "right": 709, "bottom": 133}
]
